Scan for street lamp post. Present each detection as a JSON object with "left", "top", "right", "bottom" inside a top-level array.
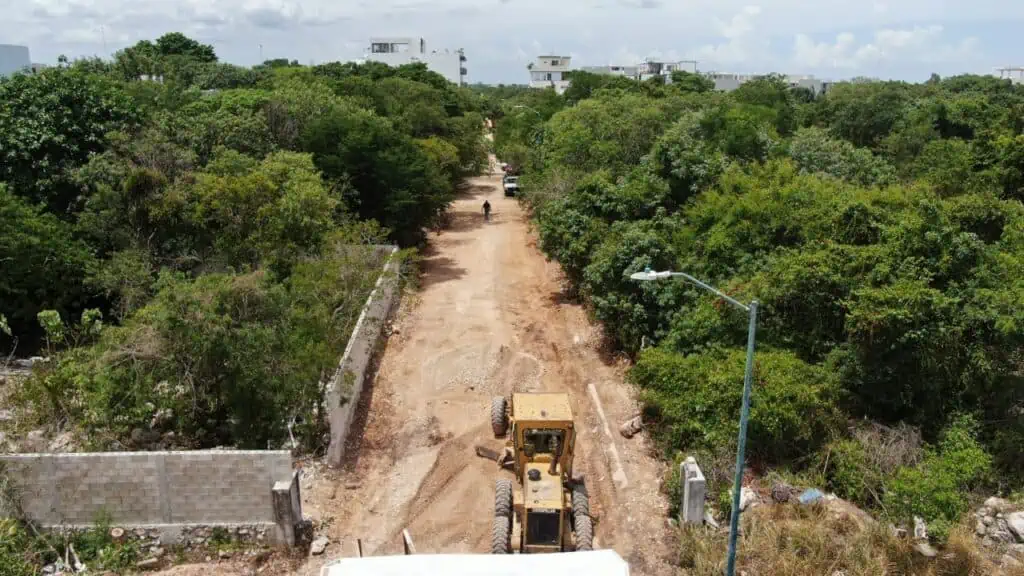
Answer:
[{"left": 630, "top": 267, "right": 758, "bottom": 576}]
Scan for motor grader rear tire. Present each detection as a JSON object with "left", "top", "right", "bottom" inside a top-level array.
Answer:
[
  {"left": 491, "top": 516, "right": 511, "bottom": 554},
  {"left": 574, "top": 514, "right": 593, "bottom": 552},
  {"left": 495, "top": 479, "right": 513, "bottom": 518},
  {"left": 572, "top": 484, "right": 590, "bottom": 519},
  {"left": 491, "top": 396, "right": 508, "bottom": 437}
]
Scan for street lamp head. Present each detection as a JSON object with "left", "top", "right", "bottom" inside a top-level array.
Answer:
[{"left": 629, "top": 267, "right": 665, "bottom": 281}]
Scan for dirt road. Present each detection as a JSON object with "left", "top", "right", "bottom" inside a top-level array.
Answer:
[{"left": 300, "top": 171, "right": 676, "bottom": 574}]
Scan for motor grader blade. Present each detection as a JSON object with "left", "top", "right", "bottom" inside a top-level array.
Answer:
[{"left": 474, "top": 445, "right": 514, "bottom": 469}]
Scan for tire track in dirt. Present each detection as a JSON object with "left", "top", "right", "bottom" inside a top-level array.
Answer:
[{"left": 299, "top": 170, "right": 675, "bottom": 576}]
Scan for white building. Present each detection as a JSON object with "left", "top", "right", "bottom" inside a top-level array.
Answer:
[
  {"left": 639, "top": 60, "right": 698, "bottom": 82},
  {"left": 0, "top": 44, "right": 31, "bottom": 77},
  {"left": 707, "top": 72, "right": 830, "bottom": 96},
  {"left": 578, "top": 59, "right": 699, "bottom": 83},
  {"left": 996, "top": 67, "right": 1024, "bottom": 85},
  {"left": 528, "top": 55, "right": 573, "bottom": 94},
  {"left": 581, "top": 64, "right": 639, "bottom": 79},
  {"left": 364, "top": 37, "right": 467, "bottom": 85}
]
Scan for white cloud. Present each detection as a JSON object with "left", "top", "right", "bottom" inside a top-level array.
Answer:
[
  {"left": 792, "top": 25, "right": 982, "bottom": 71},
  {"left": 693, "top": 5, "right": 772, "bottom": 70},
  {"left": 0, "top": 0, "right": 1013, "bottom": 81}
]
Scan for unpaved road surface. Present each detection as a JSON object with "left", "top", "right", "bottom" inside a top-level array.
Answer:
[{"left": 299, "top": 170, "right": 676, "bottom": 575}]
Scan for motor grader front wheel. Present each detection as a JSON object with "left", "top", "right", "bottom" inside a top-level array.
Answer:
[
  {"left": 572, "top": 484, "right": 590, "bottom": 518},
  {"left": 491, "top": 396, "right": 508, "bottom": 437},
  {"left": 491, "top": 516, "right": 511, "bottom": 554},
  {"left": 574, "top": 514, "right": 593, "bottom": 551},
  {"left": 572, "top": 483, "right": 593, "bottom": 552},
  {"left": 495, "top": 479, "right": 513, "bottom": 518}
]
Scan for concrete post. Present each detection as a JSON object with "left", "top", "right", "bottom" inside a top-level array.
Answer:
[
  {"left": 681, "top": 457, "right": 706, "bottom": 525},
  {"left": 272, "top": 470, "right": 302, "bottom": 547}
]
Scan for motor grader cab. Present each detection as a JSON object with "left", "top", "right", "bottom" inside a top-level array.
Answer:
[{"left": 489, "top": 393, "right": 592, "bottom": 554}]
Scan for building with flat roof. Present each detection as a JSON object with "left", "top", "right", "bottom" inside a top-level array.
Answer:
[
  {"left": 581, "top": 64, "right": 640, "bottom": 78},
  {"left": 364, "top": 37, "right": 467, "bottom": 85},
  {"left": 528, "top": 55, "right": 573, "bottom": 94},
  {"left": 0, "top": 44, "right": 31, "bottom": 77},
  {"left": 578, "top": 59, "right": 699, "bottom": 83},
  {"left": 639, "top": 60, "right": 698, "bottom": 82},
  {"left": 996, "top": 66, "right": 1024, "bottom": 85},
  {"left": 706, "top": 72, "right": 830, "bottom": 96}
]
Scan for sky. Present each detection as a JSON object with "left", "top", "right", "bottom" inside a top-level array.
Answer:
[{"left": 3, "top": 0, "right": 1023, "bottom": 84}]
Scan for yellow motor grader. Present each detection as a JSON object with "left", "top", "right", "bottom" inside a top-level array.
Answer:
[{"left": 488, "top": 393, "right": 593, "bottom": 554}]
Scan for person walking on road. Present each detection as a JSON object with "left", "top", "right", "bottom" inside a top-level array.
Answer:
[{"left": 482, "top": 199, "right": 492, "bottom": 222}]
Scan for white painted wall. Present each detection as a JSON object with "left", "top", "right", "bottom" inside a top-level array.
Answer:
[
  {"left": 0, "top": 44, "right": 31, "bottom": 77},
  {"left": 528, "top": 56, "right": 573, "bottom": 93},
  {"left": 364, "top": 37, "right": 466, "bottom": 85}
]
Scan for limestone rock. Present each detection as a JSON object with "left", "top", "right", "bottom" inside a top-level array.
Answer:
[
  {"left": 914, "top": 541, "right": 937, "bottom": 558},
  {"left": 976, "top": 520, "right": 987, "bottom": 536},
  {"left": 136, "top": 557, "right": 160, "bottom": 570},
  {"left": 986, "top": 497, "right": 1012, "bottom": 513},
  {"left": 704, "top": 512, "right": 720, "bottom": 530},
  {"left": 1007, "top": 511, "right": 1024, "bottom": 543},
  {"left": 913, "top": 516, "right": 928, "bottom": 540},
  {"left": 310, "top": 536, "right": 329, "bottom": 556},
  {"left": 618, "top": 416, "right": 643, "bottom": 439},
  {"left": 739, "top": 487, "right": 759, "bottom": 512},
  {"left": 47, "top": 432, "right": 75, "bottom": 453},
  {"left": 24, "top": 430, "right": 46, "bottom": 452},
  {"left": 771, "top": 482, "right": 793, "bottom": 504}
]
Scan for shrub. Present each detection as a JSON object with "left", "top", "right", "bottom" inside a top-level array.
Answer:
[
  {"left": 630, "top": 347, "right": 841, "bottom": 464},
  {"left": 0, "top": 185, "right": 96, "bottom": 351},
  {"left": 789, "top": 126, "right": 896, "bottom": 187},
  {"left": 821, "top": 423, "right": 924, "bottom": 509},
  {"left": 17, "top": 234, "right": 392, "bottom": 451},
  {"left": 883, "top": 415, "right": 992, "bottom": 542},
  {"left": 581, "top": 217, "right": 686, "bottom": 354}
]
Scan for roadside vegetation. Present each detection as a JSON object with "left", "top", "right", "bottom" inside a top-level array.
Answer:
[
  {"left": 496, "top": 70, "right": 1024, "bottom": 567},
  {"left": 0, "top": 33, "right": 487, "bottom": 456}
]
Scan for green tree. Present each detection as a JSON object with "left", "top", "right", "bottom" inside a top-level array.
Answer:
[
  {"left": 650, "top": 112, "right": 728, "bottom": 202},
  {"left": 154, "top": 32, "right": 217, "bottom": 62},
  {"left": 731, "top": 73, "right": 797, "bottom": 136},
  {"left": 789, "top": 126, "right": 896, "bottom": 187},
  {"left": 670, "top": 71, "right": 714, "bottom": 93},
  {"left": 814, "top": 81, "right": 914, "bottom": 148},
  {"left": 0, "top": 67, "right": 139, "bottom": 212},
  {"left": 631, "top": 347, "right": 840, "bottom": 462},
  {"left": 302, "top": 103, "right": 450, "bottom": 246},
  {"left": 0, "top": 185, "right": 96, "bottom": 349}
]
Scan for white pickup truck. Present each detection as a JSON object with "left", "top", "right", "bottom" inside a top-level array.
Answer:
[{"left": 503, "top": 175, "right": 520, "bottom": 197}]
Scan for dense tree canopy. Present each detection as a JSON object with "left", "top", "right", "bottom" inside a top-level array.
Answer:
[
  {"left": 498, "top": 70, "right": 1024, "bottom": 536},
  {"left": 0, "top": 33, "right": 486, "bottom": 454}
]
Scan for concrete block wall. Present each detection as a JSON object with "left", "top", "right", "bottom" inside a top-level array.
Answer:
[
  {"left": 326, "top": 245, "right": 401, "bottom": 466},
  {"left": 0, "top": 451, "right": 291, "bottom": 527}
]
